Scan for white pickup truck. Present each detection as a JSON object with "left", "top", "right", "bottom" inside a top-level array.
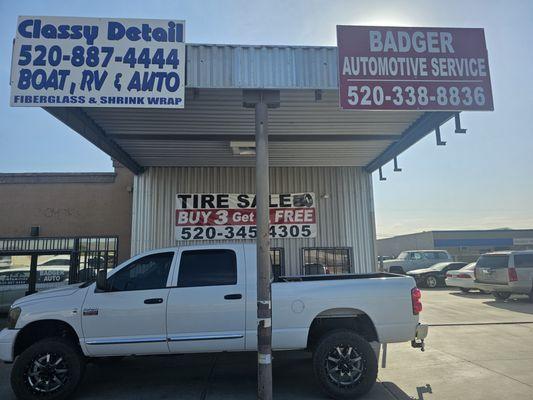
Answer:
[{"left": 0, "top": 244, "right": 427, "bottom": 400}]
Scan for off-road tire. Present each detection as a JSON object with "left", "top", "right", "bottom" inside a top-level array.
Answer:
[
  {"left": 492, "top": 292, "right": 511, "bottom": 301},
  {"left": 11, "top": 337, "right": 85, "bottom": 400},
  {"left": 313, "top": 330, "right": 377, "bottom": 399}
]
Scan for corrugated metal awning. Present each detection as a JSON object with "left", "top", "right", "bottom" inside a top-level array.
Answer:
[{"left": 44, "top": 44, "right": 455, "bottom": 174}]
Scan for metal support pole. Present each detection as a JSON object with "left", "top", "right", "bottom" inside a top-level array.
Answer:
[
  {"left": 26, "top": 254, "right": 38, "bottom": 295},
  {"left": 255, "top": 98, "right": 273, "bottom": 400}
]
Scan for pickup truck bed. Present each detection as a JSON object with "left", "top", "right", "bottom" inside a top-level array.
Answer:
[{"left": 278, "top": 272, "right": 402, "bottom": 282}]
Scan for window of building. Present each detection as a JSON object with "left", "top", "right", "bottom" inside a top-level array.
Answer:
[
  {"left": 302, "top": 247, "right": 352, "bottom": 275},
  {"left": 178, "top": 249, "right": 237, "bottom": 287},
  {"left": 270, "top": 248, "right": 285, "bottom": 280},
  {"left": 108, "top": 252, "right": 174, "bottom": 291}
]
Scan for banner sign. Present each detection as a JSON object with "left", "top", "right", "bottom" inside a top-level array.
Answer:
[
  {"left": 337, "top": 26, "right": 493, "bottom": 111},
  {"left": 10, "top": 16, "right": 185, "bottom": 108},
  {"left": 176, "top": 193, "right": 317, "bottom": 240},
  {"left": 513, "top": 238, "right": 533, "bottom": 246}
]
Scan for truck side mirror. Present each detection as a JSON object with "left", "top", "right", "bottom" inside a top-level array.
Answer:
[{"left": 96, "top": 269, "right": 109, "bottom": 291}]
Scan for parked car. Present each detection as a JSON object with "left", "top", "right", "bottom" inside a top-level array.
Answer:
[
  {"left": 302, "top": 262, "right": 327, "bottom": 275},
  {"left": 407, "top": 261, "right": 467, "bottom": 288},
  {"left": 0, "top": 267, "right": 70, "bottom": 312},
  {"left": 474, "top": 251, "right": 533, "bottom": 301},
  {"left": 37, "top": 255, "right": 71, "bottom": 267},
  {"left": 382, "top": 250, "right": 453, "bottom": 274},
  {"left": 0, "top": 256, "right": 12, "bottom": 269},
  {"left": 445, "top": 262, "right": 487, "bottom": 293},
  {"left": 0, "top": 244, "right": 428, "bottom": 400}
]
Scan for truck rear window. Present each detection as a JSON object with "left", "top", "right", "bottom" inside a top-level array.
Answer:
[{"left": 476, "top": 255, "right": 509, "bottom": 269}]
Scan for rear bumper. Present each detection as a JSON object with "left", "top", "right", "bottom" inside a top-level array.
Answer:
[
  {"left": 415, "top": 323, "right": 428, "bottom": 340},
  {"left": 0, "top": 328, "right": 18, "bottom": 362},
  {"left": 474, "top": 282, "right": 530, "bottom": 294},
  {"left": 445, "top": 278, "right": 477, "bottom": 289}
]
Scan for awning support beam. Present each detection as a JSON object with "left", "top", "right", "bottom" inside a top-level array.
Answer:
[
  {"left": 393, "top": 157, "right": 402, "bottom": 172},
  {"left": 435, "top": 126, "right": 446, "bottom": 146},
  {"left": 44, "top": 107, "right": 144, "bottom": 175},
  {"left": 365, "top": 112, "right": 455, "bottom": 173},
  {"left": 243, "top": 89, "right": 280, "bottom": 400},
  {"left": 454, "top": 113, "right": 467, "bottom": 134}
]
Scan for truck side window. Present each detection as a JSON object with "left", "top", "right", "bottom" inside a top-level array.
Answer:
[
  {"left": 177, "top": 250, "right": 237, "bottom": 287},
  {"left": 108, "top": 252, "right": 174, "bottom": 291}
]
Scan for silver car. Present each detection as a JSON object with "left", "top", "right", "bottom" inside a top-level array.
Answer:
[{"left": 474, "top": 251, "right": 533, "bottom": 301}]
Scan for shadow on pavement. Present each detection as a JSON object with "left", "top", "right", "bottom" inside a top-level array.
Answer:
[
  {"left": 69, "top": 351, "right": 409, "bottom": 399},
  {"left": 382, "top": 382, "right": 433, "bottom": 400},
  {"left": 448, "top": 291, "right": 492, "bottom": 299},
  {"left": 483, "top": 297, "right": 533, "bottom": 315}
]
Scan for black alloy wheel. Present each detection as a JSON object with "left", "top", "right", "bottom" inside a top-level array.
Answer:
[
  {"left": 11, "top": 338, "right": 85, "bottom": 400},
  {"left": 425, "top": 275, "right": 438, "bottom": 288},
  {"left": 313, "top": 330, "right": 377, "bottom": 399}
]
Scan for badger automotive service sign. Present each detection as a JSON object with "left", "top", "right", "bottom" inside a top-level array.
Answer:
[
  {"left": 337, "top": 25, "right": 493, "bottom": 111},
  {"left": 176, "top": 193, "right": 317, "bottom": 240},
  {"left": 10, "top": 16, "right": 185, "bottom": 108}
]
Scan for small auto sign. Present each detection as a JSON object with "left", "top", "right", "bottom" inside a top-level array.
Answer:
[
  {"left": 10, "top": 16, "right": 185, "bottom": 108},
  {"left": 337, "top": 25, "right": 494, "bottom": 111}
]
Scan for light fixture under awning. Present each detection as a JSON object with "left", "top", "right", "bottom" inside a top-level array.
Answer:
[{"left": 230, "top": 141, "right": 256, "bottom": 156}]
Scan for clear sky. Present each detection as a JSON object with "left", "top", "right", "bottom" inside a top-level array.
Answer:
[{"left": 1, "top": 0, "right": 532, "bottom": 238}]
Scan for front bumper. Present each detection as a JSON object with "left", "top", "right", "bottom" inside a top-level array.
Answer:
[
  {"left": 474, "top": 282, "right": 529, "bottom": 294},
  {"left": 0, "top": 328, "right": 18, "bottom": 362}
]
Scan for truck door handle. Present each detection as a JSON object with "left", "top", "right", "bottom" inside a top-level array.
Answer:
[
  {"left": 144, "top": 298, "right": 163, "bottom": 304},
  {"left": 224, "top": 294, "right": 242, "bottom": 300}
]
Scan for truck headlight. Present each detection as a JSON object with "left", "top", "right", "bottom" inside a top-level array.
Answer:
[{"left": 7, "top": 307, "right": 21, "bottom": 329}]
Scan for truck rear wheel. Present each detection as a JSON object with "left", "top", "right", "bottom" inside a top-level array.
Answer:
[
  {"left": 11, "top": 337, "right": 85, "bottom": 400},
  {"left": 312, "top": 330, "right": 377, "bottom": 399}
]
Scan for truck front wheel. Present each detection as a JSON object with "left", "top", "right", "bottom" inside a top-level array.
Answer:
[
  {"left": 312, "top": 330, "right": 377, "bottom": 399},
  {"left": 11, "top": 338, "right": 85, "bottom": 400}
]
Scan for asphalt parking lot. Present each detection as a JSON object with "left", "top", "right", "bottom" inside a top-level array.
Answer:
[{"left": 1, "top": 288, "right": 533, "bottom": 399}]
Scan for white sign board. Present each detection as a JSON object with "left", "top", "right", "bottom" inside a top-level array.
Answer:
[
  {"left": 175, "top": 193, "right": 317, "bottom": 241},
  {"left": 513, "top": 238, "right": 533, "bottom": 246},
  {"left": 10, "top": 16, "right": 185, "bottom": 108}
]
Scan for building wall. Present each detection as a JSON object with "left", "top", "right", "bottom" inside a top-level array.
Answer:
[
  {"left": 0, "top": 163, "right": 134, "bottom": 262},
  {"left": 433, "top": 229, "right": 533, "bottom": 262},
  {"left": 377, "top": 232, "right": 435, "bottom": 258},
  {"left": 378, "top": 230, "right": 533, "bottom": 263},
  {"left": 131, "top": 166, "right": 377, "bottom": 275}
]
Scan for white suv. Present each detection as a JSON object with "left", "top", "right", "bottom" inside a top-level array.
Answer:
[{"left": 474, "top": 251, "right": 533, "bottom": 301}]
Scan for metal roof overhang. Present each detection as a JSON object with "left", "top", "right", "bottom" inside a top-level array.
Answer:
[{"left": 44, "top": 44, "right": 455, "bottom": 175}]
